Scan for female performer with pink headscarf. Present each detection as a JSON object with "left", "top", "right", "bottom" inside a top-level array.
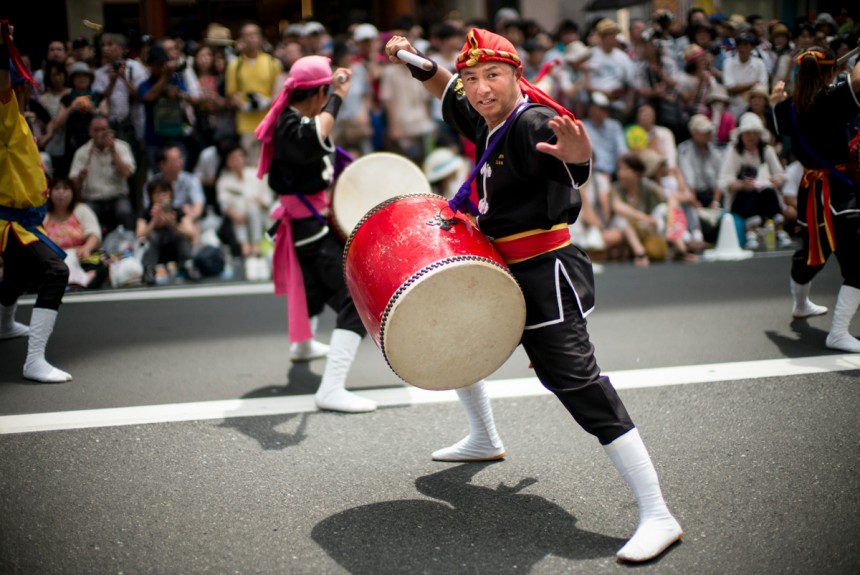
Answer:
[{"left": 255, "top": 55, "right": 376, "bottom": 413}]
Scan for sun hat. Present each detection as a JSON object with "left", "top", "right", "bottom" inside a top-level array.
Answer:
[
  {"left": 595, "top": 19, "right": 620, "bottom": 36},
  {"left": 688, "top": 114, "right": 714, "bottom": 134},
  {"left": 68, "top": 61, "right": 94, "bottom": 78},
  {"left": 203, "top": 23, "right": 234, "bottom": 46},
  {"left": 353, "top": 23, "right": 379, "bottom": 42},
  {"left": 423, "top": 148, "right": 467, "bottom": 184},
  {"left": 563, "top": 40, "right": 592, "bottom": 64}
]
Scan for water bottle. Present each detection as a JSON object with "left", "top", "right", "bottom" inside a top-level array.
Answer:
[{"left": 765, "top": 219, "right": 776, "bottom": 251}]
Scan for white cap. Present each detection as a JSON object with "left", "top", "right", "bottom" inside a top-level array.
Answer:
[
  {"left": 353, "top": 23, "right": 379, "bottom": 42},
  {"left": 423, "top": 148, "right": 467, "bottom": 184}
]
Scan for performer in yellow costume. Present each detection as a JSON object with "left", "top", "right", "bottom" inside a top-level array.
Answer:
[{"left": 0, "top": 21, "right": 72, "bottom": 383}]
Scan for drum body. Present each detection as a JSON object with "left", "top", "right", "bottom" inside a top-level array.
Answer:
[
  {"left": 332, "top": 152, "right": 431, "bottom": 239},
  {"left": 344, "top": 194, "right": 526, "bottom": 390}
]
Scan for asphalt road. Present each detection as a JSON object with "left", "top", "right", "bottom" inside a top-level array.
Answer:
[{"left": 1, "top": 253, "right": 858, "bottom": 574}]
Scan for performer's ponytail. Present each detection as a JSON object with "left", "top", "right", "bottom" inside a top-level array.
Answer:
[{"left": 792, "top": 47, "right": 836, "bottom": 115}]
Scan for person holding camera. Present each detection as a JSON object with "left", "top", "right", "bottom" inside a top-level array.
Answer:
[
  {"left": 135, "top": 177, "right": 198, "bottom": 285},
  {"left": 68, "top": 114, "right": 136, "bottom": 233},
  {"left": 94, "top": 33, "right": 146, "bottom": 145},
  {"left": 226, "top": 23, "right": 283, "bottom": 166}
]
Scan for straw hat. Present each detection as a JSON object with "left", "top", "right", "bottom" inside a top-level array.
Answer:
[
  {"left": 204, "top": 23, "right": 234, "bottom": 46},
  {"left": 688, "top": 114, "right": 714, "bottom": 134},
  {"left": 595, "top": 19, "right": 620, "bottom": 36},
  {"left": 745, "top": 83, "right": 770, "bottom": 103},
  {"left": 707, "top": 83, "right": 730, "bottom": 104}
]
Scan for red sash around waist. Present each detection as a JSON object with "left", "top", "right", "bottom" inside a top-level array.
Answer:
[
  {"left": 492, "top": 223, "right": 571, "bottom": 265},
  {"left": 801, "top": 166, "right": 843, "bottom": 266}
]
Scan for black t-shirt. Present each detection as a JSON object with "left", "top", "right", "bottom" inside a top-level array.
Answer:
[{"left": 441, "top": 76, "right": 590, "bottom": 239}]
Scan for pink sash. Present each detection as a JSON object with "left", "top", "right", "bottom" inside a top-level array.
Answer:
[{"left": 271, "top": 191, "right": 329, "bottom": 343}]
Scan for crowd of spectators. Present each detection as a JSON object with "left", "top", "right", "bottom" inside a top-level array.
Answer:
[{"left": 15, "top": 5, "right": 860, "bottom": 287}]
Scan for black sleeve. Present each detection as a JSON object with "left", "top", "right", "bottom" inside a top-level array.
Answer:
[
  {"left": 440, "top": 75, "right": 480, "bottom": 143},
  {"left": 28, "top": 99, "right": 52, "bottom": 125},
  {"left": 510, "top": 106, "right": 590, "bottom": 189},
  {"left": 272, "top": 112, "right": 333, "bottom": 167},
  {"left": 772, "top": 99, "right": 795, "bottom": 137}
]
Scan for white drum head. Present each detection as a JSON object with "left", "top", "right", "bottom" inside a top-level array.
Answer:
[
  {"left": 333, "top": 153, "right": 431, "bottom": 238},
  {"left": 382, "top": 259, "right": 526, "bottom": 390}
]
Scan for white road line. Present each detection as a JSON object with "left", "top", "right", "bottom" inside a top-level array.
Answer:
[
  {"left": 17, "top": 283, "right": 274, "bottom": 305},
  {"left": 1, "top": 354, "right": 857, "bottom": 435}
]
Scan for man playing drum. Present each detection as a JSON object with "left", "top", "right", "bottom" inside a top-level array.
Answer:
[
  {"left": 385, "top": 29, "right": 683, "bottom": 562},
  {"left": 255, "top": 55, "right": 376, "bottom": 413}
]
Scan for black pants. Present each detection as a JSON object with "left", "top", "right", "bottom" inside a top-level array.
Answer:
[
  {"left": 791, "top": 212, "right": 860, "bottom": 290},
  {"left": 295, "top": 232, "right": 366, "bottom": 337},
  {"left": 141, "top": 228, "right": 193, "bottom": 268},
  {"left": 513, "top": 251, "right": 634, "bottom": 445},
  {"left": 0, "top": 232, "right": 68, "bottom": 310}
]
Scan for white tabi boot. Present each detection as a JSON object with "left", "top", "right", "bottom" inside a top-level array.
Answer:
[
  {"left": 314, "top": 329, "right": 376, "bottom": 413},
  {"left": 0, "top": 303, "right": 29, "bottom": 339},
  {"left": 604, "top": 428, "right": 683, "bottom": 562},
  {"left": 23, "top": 308, "right": 72, "bottom": 383},
  {"left": 432, "top": 380, "right": 506, "bottom": 461},
  {"left": 790, "top": 279, "right": 828, "bottom": 318},
  {"left": 290, "top": 315, "right": 330, "bottom": 362},
  {"left": 825, "top": 285, "right": 860, "bottom": 353}
]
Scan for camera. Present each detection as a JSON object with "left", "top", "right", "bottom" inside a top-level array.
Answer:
[
  {"left": 246, "top": 92, "right": 260, "bottom": 110},
  {"left": 112, "top": 60, "right": 123, "bottom": 70},
  {"left": 175, "top": 60, "right": 187, "bottom": 73},
  {"left": 739, "top": 165, "right": 758, "bottom": 180}
]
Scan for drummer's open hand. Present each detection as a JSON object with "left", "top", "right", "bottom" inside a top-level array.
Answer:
[
  {"left": 536, "top": 116, "right": 592, "bottom": 165},
  {"left": 385, "top": 35, "right": 415, "bottom": 64}
]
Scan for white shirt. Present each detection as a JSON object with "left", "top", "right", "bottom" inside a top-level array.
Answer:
[{"left": 69, "top": 139, "right": 136, "bottom": 201}]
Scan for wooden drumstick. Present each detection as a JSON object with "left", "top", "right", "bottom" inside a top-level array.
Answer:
[
  {"left": 396, "top": 49, "right": 433, "bottom": 71},
  {"left": 837, "top": 46, "right": 859, "bottom": 66}
]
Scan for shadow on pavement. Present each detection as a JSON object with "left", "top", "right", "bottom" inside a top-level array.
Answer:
[
  {"left": 765, "top": 318, "right": 834, "bottom": 358},
  {"left": 311, "top": 462, "right": 625, "bottom": 573},
  {"left": 218, "top": 411, "right": 311, "bottom": 451}
]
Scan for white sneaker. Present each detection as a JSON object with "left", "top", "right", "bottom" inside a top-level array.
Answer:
[
  {"left": 777, "top": 230, "right": 793, "bottom": 249},
  {"left": 745, "top": 231, "right": 759, "bottom": 250}
]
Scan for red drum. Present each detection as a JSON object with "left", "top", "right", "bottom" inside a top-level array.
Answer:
[
  {"left": 332, "top": 152, "right": 431, "bottom": 240},
  {"left": 344, "top": 194, "right": 526, "bottom": 390}
]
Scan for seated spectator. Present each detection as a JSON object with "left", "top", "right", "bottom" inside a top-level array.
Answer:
[
  {"left": 52, "top": 62, "right": 101, "bottom": 165},
  {"left": 640, "top": 149, "right": 705, "bottom": 249},
  {"left": 636, "top": 103, "right": 678, "bottom": 167},
  {"left": 136, "top": 177, "right": 199, "bottom": 285},
  {"left": 582, "top": 92, "right": 628, "bottom": 178},
  {"left": 575, "top": 168, "right": 651, "bottom": 266},
  {"left": 705, "top": 83, "right": 736, "bottom": 148},
  {"left": 216, "top": 144, "right": 272, "bottom": 280},
  {"left": 717, "top": 113, "right": 790, "bottom": 249},
  {"left": 612, "top": 153, "right": 698, "bottom": 262},
  {"left": 678, "top": 114, "right": 725, "bottom": 208},
  {"left": 742, "top": 83, "right": 779, "bottom": 151},
  {"left": 145, "top": 145, "right": 206, "bottom": 223},
  {"left": 43, "top": 178, "right": 109, "bottom": 289},
  {"left": 68, "top": 114, "right": 136, "bottom": 233}
]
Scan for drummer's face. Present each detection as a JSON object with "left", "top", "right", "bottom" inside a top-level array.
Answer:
[{"left": 460, "top": 62, "right": 523, "bottom": 129}]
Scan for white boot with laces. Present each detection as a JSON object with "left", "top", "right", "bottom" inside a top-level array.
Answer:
[{"left": 432, "top": 381, "right": 505, "bottom": 461}]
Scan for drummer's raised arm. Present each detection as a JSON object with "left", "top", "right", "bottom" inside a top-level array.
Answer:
[{"left": 384, "top": 35, "right": 452, "bottom": 100}]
